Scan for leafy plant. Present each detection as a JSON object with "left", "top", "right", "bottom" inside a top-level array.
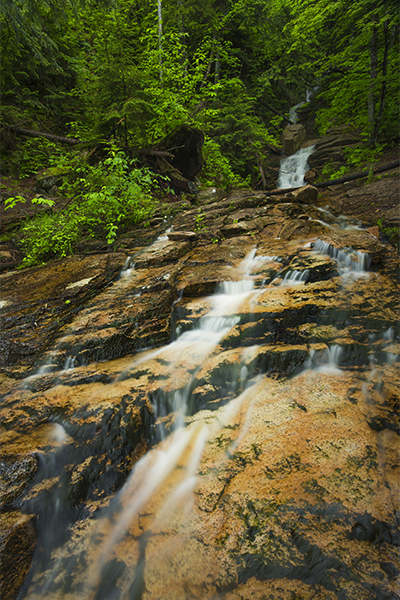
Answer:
[
  {"left": 200, "top": 137, "right": 244, "bottom": 189},
  {"left": 343, "top": 145, "right": 384, "bottom": 170},
  {"left": 18, "top": 147, "right": 158, "bottom": 267},
  {"left": 4, "top": 137, "right": 71, "bottom": 178},
  {"left": 4, "top": 196, "right": 26, "bottom": 209},
  {"left": 377, "top": 217, "right": 399, "bottom": 251},
  {"left": 194, "top": 211, "right": 206, "bottom": 231}
]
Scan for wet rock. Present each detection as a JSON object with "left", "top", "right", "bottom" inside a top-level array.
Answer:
[
  {"left": 382, "top": 205, "right": 400, "bottom": 228},
  {"left": 197, "top": 187, "right": 227, "bottom": 205},
  {"left": 0, "top": 511, "right": 37, "bottom": 600},
  {"left": 221, "top": 221, "right": 258, "bottom": 237},
  {"left": 0, "top": 454, "right": 38, "bottom": 506},
  {"left": 282, "top": 124, "right": 306, "bottom": 156},
  {"left": 0, "top": 253, "right": 125, "bottom": 374},
  {"left": 0, "top": 180, "right": 399, "bottom": 600},
  {"left": 286, "top": 184, "right": 318, "bottom": 205},
  {"left": 167, "top": 231, "right": 197, "bottom": 242},
  {"left": 308, "top": 133, "right": 359, "bottom": 170},
  {"left": 132, "top": 239, "right": 191, "bottom": 267},
  {"left": 305, "top": 169, "right": 317, "bottom": 182}
]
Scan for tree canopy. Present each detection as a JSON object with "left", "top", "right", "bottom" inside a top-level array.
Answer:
[
  {"left": 1, "top": 0, "right": 399, "bottom": 265},
  {"left": 2, "top": 0, "right": 398, "bottom": 156}
]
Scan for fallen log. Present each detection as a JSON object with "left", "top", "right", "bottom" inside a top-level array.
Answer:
[
  {"left": 261, "top": 101, "right": 294, "bottom": 125},
  {"left": 313, "top": 160, "right": 400, "bottom": 188},
  {"left": 6, "top": 125, "right": 82, "bottom": 145},
  {"left": 257, "top": 160, "right": 400, "bottom": 196}
]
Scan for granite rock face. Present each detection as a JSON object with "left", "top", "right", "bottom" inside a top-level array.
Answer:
[
  {"left": 282, "top": 124, "right": 307, "bottom": 156},
  {"left": 0, "top": 187, "right": 399, "bottom": 600}
]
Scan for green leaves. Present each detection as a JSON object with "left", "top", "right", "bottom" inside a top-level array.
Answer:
[
  {"left": 288, "top": 0, "right": 399, "bottom": 142},
  {"left": 18, "top": 147, "right": 157, "bottom": 267},
  {"left": 4, "top": 196, "right": 26, "bottom": 210}
]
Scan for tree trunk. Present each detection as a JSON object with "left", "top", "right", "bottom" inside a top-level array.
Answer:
[
  {"left": 372, "top": 20, "right": 389, "bottom": 148},
  {"left": 158, "top": 0, "right": 163, "bottom": 84},
  {"left": 368, "top": 14, "right": 379, "bottom": 147},
  {"left": 6, "top": 125, "right": 81, "bottom": 145}
]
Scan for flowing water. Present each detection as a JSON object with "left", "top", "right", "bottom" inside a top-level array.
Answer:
[
  {"left": 6, "top": 157, "right": 399, "bottom": 599},
  {"left": 16, "top": 230, "right": 399, "bottom": 600},
  {"left": 277, "top": 145, "right": 315, "bottom": 189}
]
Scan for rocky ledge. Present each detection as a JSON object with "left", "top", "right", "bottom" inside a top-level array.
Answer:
[{"left": 0, "top": 184, "right": 399, "bottom": 600}]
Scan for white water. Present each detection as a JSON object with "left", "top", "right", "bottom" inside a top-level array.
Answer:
[
  {"left": 313, "top": 238, "right": 371, "bottom": 276},
  {"left": 24, "top": 249, "right": 265, "bottom": 598},
  {"left": 277, "top": 145, "right": 315, "bottom": 189},
  {"left": 304, "top": 344, "right": 343, "bottom": 374},
  {"left": 280, "top": 269, "right": 310, "bottom": 286},
  {"left": 288, "top": 89, "right": 314, "bottom": 123}
]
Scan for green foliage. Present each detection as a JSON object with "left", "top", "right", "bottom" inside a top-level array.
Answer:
[
  {"left": 194, "top": 78, "right": 278, "bottom": 184},
  {"left": 5, "top": 137, "right": 69, "bottom": 178},
  {"left": 289, "top": 0, "right": 400, "bottom": 143},
  {"left": 2, "top": 0, "right": 399, "bottom": 262},
  {"left": 194, "top": 211, "right": 207, "bottom": 231},
  {"left": 200, "top": 137, "right": 244, "bottom": 189},
  {"left": 4, "top": 196, "right": 26, "bottom": 209},
  {"left": 19, "top": 147, "right": 157, "bottom": 267},
  {"left": 321, "top": 163, "right": 349, "bottom": 180},
  {"left": 5, "top": 195, "right": 55, "bottom": 210},
  {"left": 321, "top": 142, "right": 385, "bottom": 180},
  {"left": 377, "top": 218, "right": 399, "bottom": 251},
  {"left": 342, "top": 145, "right": 384, "bottom": 170}
]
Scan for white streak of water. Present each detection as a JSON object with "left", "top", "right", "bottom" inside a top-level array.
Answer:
[
  {"left": 82, "top": 427, "right": 194, "bottom": 596},
  {"left": 280, "top": 269, "right": 310, "bottom": 286},
  {"left": 313, "top": 239, "right": 370, "bottom": 276},
  {"left": 277, "top": 145, "right": 315, "bottom": 189}
]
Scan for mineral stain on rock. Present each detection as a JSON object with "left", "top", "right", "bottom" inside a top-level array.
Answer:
[{"left": 0, "top": 185, "right": 399, "bottom": 600}]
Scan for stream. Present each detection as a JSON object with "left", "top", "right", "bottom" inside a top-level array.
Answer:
[{"left": 1, "top": 139, "right": 399, "bottom": 600}]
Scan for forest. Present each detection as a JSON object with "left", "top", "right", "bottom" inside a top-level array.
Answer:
[{"left": 1, "top": 0, "right": 399, "bottom": 267}]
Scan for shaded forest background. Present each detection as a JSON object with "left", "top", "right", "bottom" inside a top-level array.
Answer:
[{"left": 0, "top": 0, "right": 399, "bottom": 266}]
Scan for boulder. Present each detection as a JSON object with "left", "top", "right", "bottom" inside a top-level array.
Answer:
[
  {"left": 167, "top": 231, "right": 197, "bottom": 242},
  {"left": 282, "top": 124, "right": 306, "bottom": 156},
  {"left": 143, "top": 124, "right": 204, "bottom": 182},
  {"left": 286, "top": 184, "right": 319, "bottom": 204},
  {"left": 308, "top": 133, "right": 359, "bottom": 169},
  {"left": 304, "top": 169, "right": 317, "bottom": 182}
]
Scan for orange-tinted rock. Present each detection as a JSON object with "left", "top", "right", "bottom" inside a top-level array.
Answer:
[
  {"left": 0, "top": 511, "right": 37, "bottom": 600},
  {"left": 1, "top": 183, "right": 399, "bottom": 600}
]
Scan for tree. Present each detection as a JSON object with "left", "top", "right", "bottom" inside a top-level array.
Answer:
[{"left": 287, "top": 0, "right": 399, "bottom": 145}]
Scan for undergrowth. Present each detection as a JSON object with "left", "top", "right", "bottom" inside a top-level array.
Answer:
[
  {"left": 321, "top": 144, "right": 385, "bottom": 181},
  {"left": 6, "top": 144, "right": 159, "bottom": 267}
]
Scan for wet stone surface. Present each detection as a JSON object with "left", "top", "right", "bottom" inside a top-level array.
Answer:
[{"left": 0, "top": 184, "right": 399, "bottom": 600}]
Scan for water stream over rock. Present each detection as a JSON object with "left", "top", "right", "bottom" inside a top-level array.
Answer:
[
  {"left": 277, "top": 145, "right": 315, "bottom": 190},
  {"left": 1, "top": 181, "right": 399, "bottom": 600}
]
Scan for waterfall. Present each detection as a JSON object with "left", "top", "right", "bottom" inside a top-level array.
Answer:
[
  {"left": 277, "top": 90, "right": 317, "bottom": 189},
  {"left": 277, "top": 144, "right": 315, "bottom": 189},
  {"left": 289, "top": 88, "right": 316, "bottom": 123},
  {"left": 4, "top": 186, "right": 399, "bottom": 600}
]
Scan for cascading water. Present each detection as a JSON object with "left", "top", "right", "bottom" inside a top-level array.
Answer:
[
  {"left": 288, "top": 88, "right": 315, "bottom": 123},
  {"left": 19, "top": 251, "right": 265, "bottom": 599},
  {"left": 277, "top": 92, "right": 316, "bottom": 189},
  {"left": 277, "top": 145, "right": 315, "bottom": 189},
  {"left": 3, "top": 186, "right": 399, "bottom": 599}
]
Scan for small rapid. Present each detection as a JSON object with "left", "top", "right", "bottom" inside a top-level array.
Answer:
[
  {"left": 7, "top": 137, "right": 399, "bottom": 600},
  {"left": 277, "top": 145, "right": 315, "bottom": 189}
]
